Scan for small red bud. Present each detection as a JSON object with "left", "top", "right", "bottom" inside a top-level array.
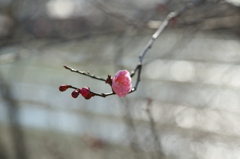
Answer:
[
  {"left": 80, "top": 87, "right": 94, "bottom": 100},
  {"left": 81, "top": 87, "right": 90, "bottom": 97},
  {"left": 59, "top": 85, "right": 69, "bottom": 92},
  {"left": 72, "top": 89, "right": 80, "bottom": 98}
]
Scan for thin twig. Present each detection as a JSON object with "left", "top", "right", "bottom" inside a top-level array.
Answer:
[
  {"left": 68, "top": 85, "right": 79, "bottom": 90},
  {"left": 91, "top": 92, "right": 115, "bottom": 98},
  {"left": 68, "top": 85, "right": 115, "bottom": 98},
  {"left": 64, "top": 66, "right": 106, "bottom": 82},
  {"left": 130, "top": 64, "right": 141, "bottom": 77}
]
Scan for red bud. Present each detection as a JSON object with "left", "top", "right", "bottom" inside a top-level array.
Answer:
[
  {"left": 59, "top": 85, "right": 69, "bottom": 92},
  {"left": 84, "top": 93, "right": 94, "bottom": 100},
  {"left": 80, "top": 87, "right": 90, "bottom": 97},
  {"left": 72, "top": 89, "right": 80, "bottom": 98},
  {"left": 80, "top": 87, "right": 94, "bottom": 100}
]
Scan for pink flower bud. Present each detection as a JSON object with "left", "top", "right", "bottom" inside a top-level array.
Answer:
[
  {"left": 59, "top": 85, "right": 69, "bottom": 92},
  {"left": 72, "top": 89, "right": 80, "bottom": 98},
  {"left": 112, "top": 70, "right": 132, "bottom": 98}
]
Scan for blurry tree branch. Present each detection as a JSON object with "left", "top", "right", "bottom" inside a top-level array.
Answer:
[
  {"left": 0, "top": 74, "right": 28, "bottom": 159},
  {"left": 122, "top": 100, "right": 143, "bottom": 159},
  {"left": 88, "top": 0, "right": 143, "bottom": 28},
  {"left": 145, "top": 99, "right": 164, "bottom": 158}
]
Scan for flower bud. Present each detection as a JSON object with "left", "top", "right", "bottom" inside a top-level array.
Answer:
[
  {"left": 72, "top": 89, "right": 80, "bottom": 98},
  {"left": 112, "top": 70, "right": 132, "bottom": 97},
  {"left": 59, "top": 85, "right": 69, "bottom": 92},
  {"left": 80, "top": 87, "right": 90, "bottom": 97},
  {"left": 80, "top": 87, "right": 94, "bottom": 100}
]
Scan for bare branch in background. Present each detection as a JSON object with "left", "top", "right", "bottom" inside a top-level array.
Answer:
[
  {"left": 145, "top": 99, "right": 164, "bottom": 158},
  {"left": 88, "top": 0, "right": 143, "bottom": 28},
  {"left": 122, "top": 100, "right": 143, "bottom": 159},
  {"left": 0, "top": 74, "right": 28, "bottom": 159}
]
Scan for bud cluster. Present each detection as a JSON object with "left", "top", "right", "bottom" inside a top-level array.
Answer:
[
  {"left": 59, "top": 85, "right": 94, "bottom": 100},
  {"left": 59, "top": 66, "right": 133, "bottom": 100}
]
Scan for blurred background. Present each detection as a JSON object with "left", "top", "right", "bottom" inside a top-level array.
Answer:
[{"left": 0, "top": 0, "right": 240, "bottom": 159}]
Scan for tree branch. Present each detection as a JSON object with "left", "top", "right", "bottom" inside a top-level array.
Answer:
[
  {"left": 60, "top": 0, "right": 205, "bottom": 99},
  {"left": 88, "top": 0, "right": 142, "bottom": 28},
  {"left": 67, "top": 85, "right": 115, "bottom": 98},
  {"left": 131, "top": 0, "right": 205, "bottom": 92},
  {"left": 64, "top": 66, "right": 106, "bottom": 82},
  {"left": 145, "top": 99, "right": 164, "bottom": 157}
]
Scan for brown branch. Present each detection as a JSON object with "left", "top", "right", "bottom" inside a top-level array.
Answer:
[
  {"left": 64, "top": 66, "right": 106, "bottom": 82},
  {"left": 90, "top": 92, "right": 115, "bottom": 98},
  {"left": 68, "top": 85, "right": 115, "bottom": 98}
]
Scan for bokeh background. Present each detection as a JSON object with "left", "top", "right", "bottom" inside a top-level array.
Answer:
[{"left": 0, "top": 0, "right": 240, "bottom": 159}]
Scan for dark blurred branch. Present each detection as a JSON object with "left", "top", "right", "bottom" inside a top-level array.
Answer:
[
  {"left": 88, "top": 0, "right": 142, "bottom": 28},
  {"left": 1, "top": 0, "right": 20, "bottom": 42},
  {"left": 146, "top": 99, "right": 164, "bottom": 158},
  {"left": 0, "top": 74, "right": 28, "bottom": 159},
  {"left": 122, "top": 100, "right": 143, "bottom": 159}
]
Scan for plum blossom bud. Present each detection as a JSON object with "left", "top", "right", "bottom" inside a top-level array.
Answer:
[
  {"left": 80, "top": 87, "right": 94, "bottom": 100},
  {"left": 112, "top": 70, "right": 132, "bottom": 98},
  {"left": 72, "top": 89, "right": 80, "bottom": 98},
  {"left": 59, "top": 85, "right": 69, "bottom": 92},
  {"left": 81, "top": 87, "right": 90, "bottom": 97}
]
